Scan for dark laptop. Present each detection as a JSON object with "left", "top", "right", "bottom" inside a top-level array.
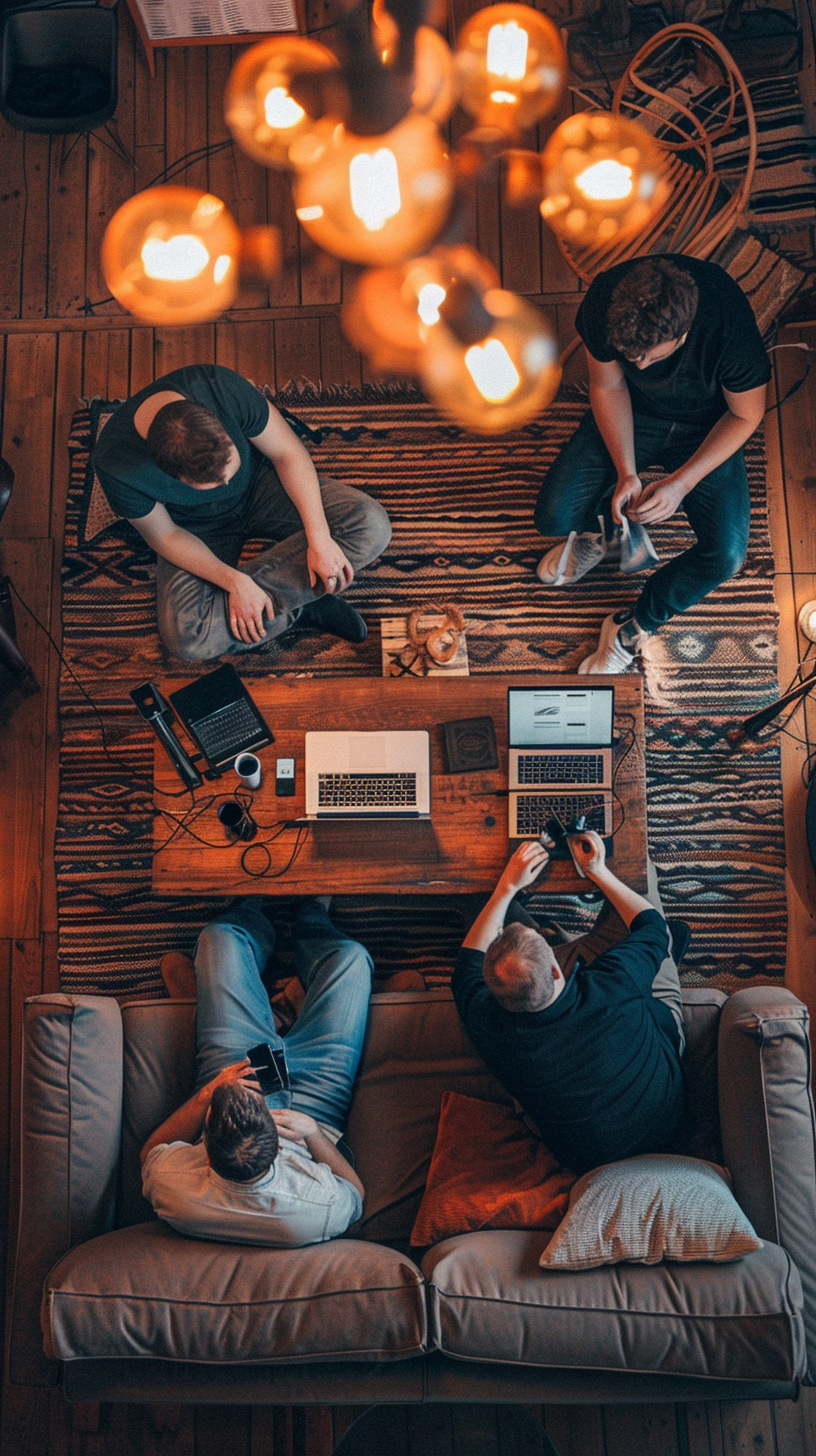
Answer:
[{"left": 169, "top": 665, "right": 273, "bottom": 774}]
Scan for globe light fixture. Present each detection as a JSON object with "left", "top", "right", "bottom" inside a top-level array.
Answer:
[
  {"left": 101, "top": 187, "right": 242, "bottom": 324},
  {"left": 420, "top": 276, "right": 561, "bottom": 433},
  {"left": 798, "top": 600, "right": 816, "bottom": 644},
  {"left": 540, "top": 110, "right": 669, "bottom": 248},
  {"left": 224, "top": 36, "right": 340, "bottom": 168},
  {"left": 291, "top": 112, "right": 454, "bottom": 266},
  {"left": 341, "top": 245, "right": 500, "bottom": 374},
  {"left": 455, "top": 3, "right": 566, "bottom": 135}
]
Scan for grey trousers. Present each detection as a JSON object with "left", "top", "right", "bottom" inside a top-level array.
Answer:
[
  {"left": 509, "top": 858, "right": 685, "bottom": 1054},
  {"left": 155, "top": 465, "right": 392, "bottom": 661}
]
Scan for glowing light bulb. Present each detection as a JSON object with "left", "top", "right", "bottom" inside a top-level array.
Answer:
[
  {"left": 575, "top": 158, "right": 633, "bottom": 201},
  {"left": 420, "top": 279, "right": 561, "bottom": 433},
  {"left": 102, "top": 186, "right": 241, "bottom": 324},
  {"left": 141, "top": 234, "right": 209, "bottom": 281},
  {"left": 541, "top": 111, "right": 669, "bottom": 248},
  {"left": 225, "top": 36, "right": 339, "bottom": 168},
  {"left": 486, "top": 20, "right": 528, "bottom": 80},
  {"left": 264, "top": 85, "right": 304, "bottom": 130},
  {"left": 292, "top": 114, "right": 453, "bottom": 266},
  {"left": 417, "top": 282, "right": 447, "bottom": 325},
  {"left": 465, "top": 338, "right": 521, "bottom": 401},
  {"left": 456, "top": 3, "right": 565, "bottom": 133},
  {"left": 349, "top": 149, "right": 401, "bottom": 233}
]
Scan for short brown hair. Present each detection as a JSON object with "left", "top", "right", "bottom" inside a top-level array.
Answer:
[
  {"left": 607, "top": 258, "right": 699, "bottom": 360},
  {"left": 204, "top": 1083, "right": 279, "bottom": 1183},
  {"left": 147, "top": 400, "right": 234, "bottom": 484},
  {"left": 483, "top": 923, "right": 556, "bottom": 1013}
]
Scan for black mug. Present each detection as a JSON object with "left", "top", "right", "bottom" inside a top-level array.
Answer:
[{"left": 218, "top": 798, "right": 258, "bottom": 843}]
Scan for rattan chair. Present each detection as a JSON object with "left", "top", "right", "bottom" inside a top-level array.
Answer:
[{"left": 557, "top": 22, "right": 757, "bottom": 285}]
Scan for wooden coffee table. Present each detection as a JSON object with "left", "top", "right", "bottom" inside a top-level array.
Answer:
[{"left": 152, "top": 674, "right": 646, "bottom": 896}]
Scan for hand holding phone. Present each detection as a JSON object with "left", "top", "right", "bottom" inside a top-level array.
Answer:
[{"left": 246, "top": 1042, "right": 290, "bottom": 1096}]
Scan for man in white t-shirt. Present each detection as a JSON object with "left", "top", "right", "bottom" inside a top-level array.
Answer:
[{"left": 141, "top": 897, "right": 371, "bottom": 1247}]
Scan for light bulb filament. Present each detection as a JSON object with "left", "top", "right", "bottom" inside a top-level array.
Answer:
[
  {"left": 417, "top": 282, "right": 446, "bottom": 325},
  {"left": 264, "top": 85, "right": 305, "bottom": 129},
  {"left": 486, "top": 20, "right": 528, "bottom": 81},
  {"left": 349, "top": 148, "right": 401, "bottom": 232},
  {"left": 141, "top": 234, "right": 209, "bottom": 282},
  {"left": 465, "top": 338, "right": 521, "bottom": 402},
  {"left": 575, "top": 159, "right": 633, "bottom": 202}
]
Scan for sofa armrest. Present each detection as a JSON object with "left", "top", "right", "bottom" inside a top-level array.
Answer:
[
  {"left": 6, "top": 995, "right": 123, "bottom": 1387},
  {"left": 719, "top": 986, "right": 816, "bottom": 1384}
]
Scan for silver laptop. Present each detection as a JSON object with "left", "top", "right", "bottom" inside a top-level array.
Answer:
[
  {"left": 507, "top": 685, "right": 614, "bottom": 843},
  {"left": 305, "top": 730, "right": 431, "bottom": 819}
]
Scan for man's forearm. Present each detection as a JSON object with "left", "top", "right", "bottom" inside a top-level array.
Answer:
[
  {"left": 462, "top": 884, "right": 516, "bottom": 953},
  {"left": 668, "top": 408, "right": 763, "bottom": 496},
  {"left": 590, "top": 383, "right": 637, "bottom": 480},
  {"left": 586, "top": 864, "right": 653, "bottom": 928},
  {"left": 305, "top": 1127, "right": 365, "bottom": 1198},
  {"left": 272, "top": 444, "right": 331, "bottom": 546},
  {"left": 141, "top": 1085, "right": 210, "bottom": 1162},
  {"left": 148, "top": 524, "right": 242, "bottom": 593}
]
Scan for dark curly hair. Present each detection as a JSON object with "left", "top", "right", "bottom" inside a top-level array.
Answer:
[
  {"left": 204, "top": 1083, "right": 279, "bottom": 1183},
  {"left": 147, "top": 400, "right": 234, "bottom": 484},
  {"left": 607, "top": 258, "right": 699, "bottom": 360}
]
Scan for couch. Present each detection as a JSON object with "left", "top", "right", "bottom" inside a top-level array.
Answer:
[{"left": 7, "top": 983, "right": 816, "bottom": 1406}]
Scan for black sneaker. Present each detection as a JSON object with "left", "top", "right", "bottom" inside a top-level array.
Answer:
[{"left": 296, "top": 595, "right": 368, "bottom": 643}]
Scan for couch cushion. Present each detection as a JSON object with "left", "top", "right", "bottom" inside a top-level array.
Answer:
[
  {"left": 346, "top": 990, "right": 512, "bottom": 1244},
  {"left": 43, "top": 1223, "right": 426, "bottom": 1365},
  {"left": 423, "top": 1229, "right": 806, "bottom": 1382}
]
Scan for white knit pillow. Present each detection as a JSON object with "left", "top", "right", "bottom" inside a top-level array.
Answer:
[{"left": 540, "top": 1155, "right": 761, "bottom": 1270}]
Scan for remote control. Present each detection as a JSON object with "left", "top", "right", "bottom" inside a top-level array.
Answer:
[{"left": 275, "top": 757, "right": 295, "bottom": 796}]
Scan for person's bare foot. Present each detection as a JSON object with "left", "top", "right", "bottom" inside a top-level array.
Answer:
[{"left": 160, "top": 951, "right": 196, "bottom": 1000}]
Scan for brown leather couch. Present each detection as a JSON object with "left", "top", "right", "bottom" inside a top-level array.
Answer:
[{"left": 7, "top": 984, "right": 816, "bottom": 1406}]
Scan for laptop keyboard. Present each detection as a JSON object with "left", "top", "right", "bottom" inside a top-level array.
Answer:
[
  {"left": 516, "top": 752, "right": 605, "bottom": 785},
  {"left": 190, "top": 700, "right": 261, "bottom": 760},
  {"left": 318, "top": 773, "right": 417, "bottom": 808},
  {"left": 514, "top": 794, "right": 607, "bottom": 837}
]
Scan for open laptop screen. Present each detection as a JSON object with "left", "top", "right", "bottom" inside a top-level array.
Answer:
[{"left": 508, "top": 686, "right": 614, "bottom": 749}]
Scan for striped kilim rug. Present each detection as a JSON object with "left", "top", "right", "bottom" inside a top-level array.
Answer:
[{"left": 58, "top": 388, "right": 786, "bottom": 996}]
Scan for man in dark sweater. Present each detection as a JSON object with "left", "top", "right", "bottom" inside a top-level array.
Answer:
[
  {"left": 534, "top": 254, "right": 770, "bottom": 675},
  {"left": 452, "top": 835, "right": 687, "bottom": 1175}
]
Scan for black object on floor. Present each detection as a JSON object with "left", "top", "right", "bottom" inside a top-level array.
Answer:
[
  {"left": 1, "top": 2, "right": 118, "bottom": 132},
  {"left": 298, "top": 594, "right": 368, "bottom": 643},
  {"left": 667, "top": 919, "right": 692, "bottom": 971}
]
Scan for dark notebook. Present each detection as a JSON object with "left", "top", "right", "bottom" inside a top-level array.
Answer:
[{"left": 442, "top": 715, "right": 498, "bottom": 774}]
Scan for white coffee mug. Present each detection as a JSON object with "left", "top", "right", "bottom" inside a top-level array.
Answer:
[{"left": 234, "top": 752, "right": 262, "bottom": 790}]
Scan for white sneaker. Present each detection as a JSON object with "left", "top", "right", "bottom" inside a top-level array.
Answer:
[
  {"left": 536, "top": 520, "right": 620, "bottom": 587},
  {"left": 578, "top": 612, "right": 647, "bottom": 674}
]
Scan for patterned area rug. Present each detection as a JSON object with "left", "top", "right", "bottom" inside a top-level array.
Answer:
[{"left": 58, "top": 388, "right": 786, "bottom": 996}]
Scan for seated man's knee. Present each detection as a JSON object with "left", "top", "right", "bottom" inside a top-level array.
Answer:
[
  {"left": 158, "top": 617, "right": 218, "bottom": 663},
  {"left": 534, "top": 492, "right": 574, "bottom": 537},
  {"left": 364, "top": 498, "right": 392, "bottom": 558},
  {"left": 703, "top": 538, "right": 747, "bottom": 583}
]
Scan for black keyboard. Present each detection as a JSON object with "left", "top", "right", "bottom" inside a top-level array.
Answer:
[
  {"left": 514, "top": 794, "right": 607, "bottom": 837},
  {"left": 318, "top": 772, "right": 417, "bottom": 808},
  {"left": 516, "top": 752, "right": 605, "bottom": 785},
  {"left": 190, "top": 699, "right": 261, "bottom": 759}
]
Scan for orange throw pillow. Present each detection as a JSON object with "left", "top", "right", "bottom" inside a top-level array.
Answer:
[{"left": 410, "top": 1091, "right": 576, "bottom": 1247}]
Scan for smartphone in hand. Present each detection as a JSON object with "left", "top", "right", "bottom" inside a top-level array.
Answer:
[{"left": 247, "top": 1043, "right": 290, "bottom": 1096}]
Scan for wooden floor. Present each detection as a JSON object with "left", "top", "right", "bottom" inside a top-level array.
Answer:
[{"left": 2, "top": 2, "right": 816, "bottom": 1451}]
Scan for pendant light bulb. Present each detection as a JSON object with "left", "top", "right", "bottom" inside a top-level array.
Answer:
[
  {"left": 456, "top": 3, "right": 566, "bottom": 134},
  {"left": 101, "top": 186, "right": 240, "bottom": 324},
  {"left": 225, "top": 36, "right": 339, "bottom": 168},
  {"left": 540, "top": 111, "right": 669, "bottom": 247},
  {"left": 292, "top": 113, "right": 454, "bottom": 266}
]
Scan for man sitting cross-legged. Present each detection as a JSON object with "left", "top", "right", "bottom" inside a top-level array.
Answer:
[
  {"left": 452, "top": 835, "right": 688, "bottom": 1175},
  {"left": 140, "top": 897, "right": 371, "bottom": 1246}
]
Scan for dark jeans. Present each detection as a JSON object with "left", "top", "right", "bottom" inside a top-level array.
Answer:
[{"left": 534, "top": 411, "right": 750, "bottom": 633}]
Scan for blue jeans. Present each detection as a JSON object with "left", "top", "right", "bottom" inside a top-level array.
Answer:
[
  {"left": 193, "top": 899, "right": 373, "bottom": 1133},
  {"left": 534, "top": 411, "right": 750, "bottom": 633}
]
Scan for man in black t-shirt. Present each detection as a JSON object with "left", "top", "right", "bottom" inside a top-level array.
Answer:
[
  {"left": 93, "top": 364, "right": 392, "bottom": 661},
  {"left": 452, "top": 835, "right": 687, "bottom": 1175},
  {"left": 534, "top": 255, "right": 770, "bottom": 675}
]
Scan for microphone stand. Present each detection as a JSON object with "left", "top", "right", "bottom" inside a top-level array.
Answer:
[{"left": 739, "top": 667, "right": 816, "bottom": 738}]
